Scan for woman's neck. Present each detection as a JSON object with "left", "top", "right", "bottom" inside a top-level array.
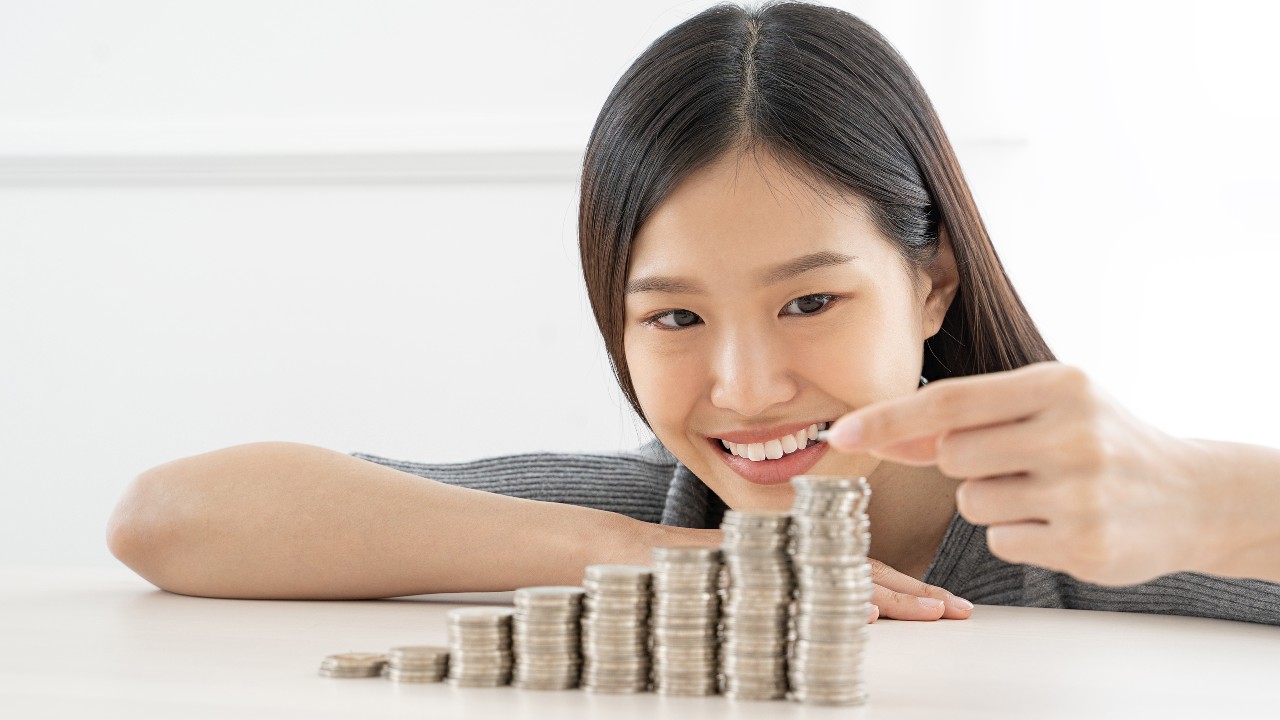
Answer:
[{"left": 865, "top": 462, "right": 960, "bottom": 580}]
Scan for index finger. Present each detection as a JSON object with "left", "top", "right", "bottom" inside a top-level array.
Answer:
[{"left": 823, "top": 362, "right": 1061, "bottom": 452}]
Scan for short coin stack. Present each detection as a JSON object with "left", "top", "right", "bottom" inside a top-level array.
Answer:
[
  {"left": 787, "top": 475, "right": 874, "bottom": 706},
  {"left": 718, "top": 510, "right": 793, "bottom": 701},
  {"left": 511, "top": 586, "right": 586, "bottom": 690},
  {"left": 446, "top": 607, "right": 514, "bottom": 687},
  {"left": 579, "top": 564, "right": 652, "bottom": 693},
  {"left": 318, "top": 652, "right": 386, "bottom": 678},
  {"left": 648, "top": 546, "right": 722, "bottom": 696},
  {"left": 383, "top": 646, "right": 449, "bottom": 683}
]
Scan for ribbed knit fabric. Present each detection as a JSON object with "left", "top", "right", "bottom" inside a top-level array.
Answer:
[{"left": 352, "top": 441, "right": 1280, "bottom": 626}]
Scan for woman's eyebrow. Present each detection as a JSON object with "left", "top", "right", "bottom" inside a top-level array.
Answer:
[
  {"left": 625, "top": 251, "right": 857, "bottom": 295},
  {"left": 760, "top": 250, "right": 858, "bottom": 285}
]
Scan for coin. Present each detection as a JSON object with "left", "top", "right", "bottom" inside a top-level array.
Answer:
[
  {"left": 446, "top": 606, "right": 514, "bottom": 687},
  {"left": 510, "top": 586, "right": 584, "bottom": 691},
  {"left": 718, "top": 510, "right": 793, "bottom": 702},
  {"left": 580, "top": 563, "right": 652, "bottom": 694},
  {"left": 381, "top": 645, "right": 449, "bottom": 683},
  {"left": 786, "top": 474, "right": 873, "bottom": 707},
  {"left": 648, "top": 544, "right": 721, "bottom": 696},
  {"left": 318, "top": 652, "right": 387, "bottom": 678}
]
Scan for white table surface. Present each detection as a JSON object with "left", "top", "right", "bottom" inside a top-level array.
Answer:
[{"left": 2, "top": 567, "right": 1277, "bottom": 719}]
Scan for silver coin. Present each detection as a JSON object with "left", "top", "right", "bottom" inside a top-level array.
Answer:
[
  {"left": 584, "top": 564, "right": 652, "bottom": 580},
  {"left": 652, "top": 545, "right": 722, "bottom": 562},
  {"left": 446, "top": 606, "right": 514, "bottom": 623},
  {"left": 654, "top": 683, "right": 720, "bottom": 693},
  {"left": 721, "top": 681, "right": 788, "bottom": 696},
  {"left": 790, "top": 474, "right": 869, "bottom": 491},
  {"left": 384, "top": 668, "right": 446, "bottom": 683},
  {"left": 721, "top": 509, "right": 791, "bottom": 525},
  {"left": 445, "top": 676, "right": 510, "bottom": 688},
  {"left": 514, "top": 585, "right": 585, "bottom": 602},
  {"left": 789, "top": 516, "right": 870, "bottom": 531},
  {"left": 721, "top": 586, "right": 794, "bottom": 600},
  {"left": 788, "top": 689, "right": 869, "bottom": 706}
]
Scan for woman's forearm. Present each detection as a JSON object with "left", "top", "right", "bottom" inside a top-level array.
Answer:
[
  {"left": 1187, "top": 438, "right": 1280, "bottom": 583},
  {"left": 107, "top": 442, "right": 711, "bottom": 599}
]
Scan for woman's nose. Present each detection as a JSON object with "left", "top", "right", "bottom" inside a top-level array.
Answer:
[{"left": 708, "top": 329, "right": 798, "bottom": 416}]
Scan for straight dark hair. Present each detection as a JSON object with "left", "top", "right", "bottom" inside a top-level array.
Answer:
[{"left": 579, "top": 0, "right": 1055, "bottom": 422}]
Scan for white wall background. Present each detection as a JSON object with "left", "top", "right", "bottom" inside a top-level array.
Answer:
[{"left": 3, "top": 0, "right": 1277, "bottom": 567}]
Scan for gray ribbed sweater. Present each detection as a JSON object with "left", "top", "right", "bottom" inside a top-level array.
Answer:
[{"left": 351, "top": 441, "right": 1280, "bottom": 626}]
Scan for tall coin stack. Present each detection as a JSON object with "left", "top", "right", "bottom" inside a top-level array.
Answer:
[
  {"left": 445, "top": 607, "right": 514, "bottom": 687},
  {"left": 649, "top": 546, "right": 722, "bottom": 696},
  {"left": 580, "top": 564, "right": 652, "bottom": 693},
  {"left": 511, "top": 586, "right": 585, "bottom": 690},
  {"left": 718, "top": 509, "right": 793, "bottom": 701},
  {"left": 787, "top": 475, "right": 874, "bottom": 706},
  {"left": 383, "top": 646, "right": 449, "bottom": 683}
]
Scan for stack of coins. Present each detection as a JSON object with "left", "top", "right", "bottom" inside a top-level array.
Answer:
[
  {"left": 383, "top": 646, "right": 449, "bottom": 683},
  {"left": 318, "top": 652, "right": 387, "bottom": 678},
  {"left": 511, "top": 586, "right": 586, "bottom": 690},
  {"left": 446, "top": 607, "right": 514, "bottom": 687},
  {"left": 718, "top": 510, "right": 793, "bottom": 701},
  {"left": 787, "top": 475, "right": 874, "bottom": 706},
  {"left": 649, "top": 546, "right": 722, "bottom": 696},
  {"left": 579, "top": 564, "right": 652, "bottom": 693}
]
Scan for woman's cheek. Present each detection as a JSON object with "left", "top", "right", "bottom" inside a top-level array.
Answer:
[
  {"left": 826, "top": 298, "right": 922, "bottom": 400},
  {"left": 625, "top": 335, "right": 701, "bottom": 437}
]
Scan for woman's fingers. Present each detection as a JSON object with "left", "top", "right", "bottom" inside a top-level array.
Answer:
[
  {"left": 956, "top": 474, "right": 1047, "bottom": 526},
  {"left": 869, "top": 558, "right": 973, "bottom": 620},
  {"left": 827, "top": 362, "right": 1063, "bottom": 453}
]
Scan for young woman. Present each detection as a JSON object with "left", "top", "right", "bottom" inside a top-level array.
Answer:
[{"left": 107, "top": 1, "right": 1280, "bottom": 625}]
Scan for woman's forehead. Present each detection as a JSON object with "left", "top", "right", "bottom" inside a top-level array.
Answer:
[{"left": 629, "top": 152, "right": 887, "bottom": 279}]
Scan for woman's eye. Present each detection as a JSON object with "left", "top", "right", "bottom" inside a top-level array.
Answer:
[
  {"left": 650, "top": 309, "right": 702, "bottom": 329},
  {"left": 782, "top": 294, "right": 836, "bottom": 316}
]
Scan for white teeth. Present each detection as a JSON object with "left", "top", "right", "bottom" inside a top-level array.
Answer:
[
  {"left": 720, "top": 422, "right": 832, "bottom": 462},
  {"left": 780, "top": 434, "right": 798, "bottom": 454}
]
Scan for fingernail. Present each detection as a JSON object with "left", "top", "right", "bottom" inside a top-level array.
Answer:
[
  {"left": 948, "top": 594, "right": 974, "bottom": 611},
  {"left": 917, "top": 597, "right": 944, "bottom": 610},
  {"left": 827, "top": 417, "right": 863, "bottom": 448}
]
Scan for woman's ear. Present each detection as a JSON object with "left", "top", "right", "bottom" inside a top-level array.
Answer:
[{"left": 921, "top": 223, "right": 960, "bottom": 339}]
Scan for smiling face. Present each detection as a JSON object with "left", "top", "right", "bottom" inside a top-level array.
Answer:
[{"left": 623, "top": 148, "right": 959, "bottom": 511}]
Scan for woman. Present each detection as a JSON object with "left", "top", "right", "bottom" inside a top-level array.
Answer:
[{"left": 107, "top": 1, "right": 1280, "bottom": 625}]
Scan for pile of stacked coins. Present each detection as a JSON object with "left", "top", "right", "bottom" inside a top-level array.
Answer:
[
  {"left": 787, "top": 475, "right": 874, "bottom": 705},
  {"left": 318, "top": 652, "right": 386, "bottom": 678},
  {"left": 383, "top": 646, "right": 449, "bottom": 683},
  {"left": 580, "top": 564, "right": 652, "bottom": 693},
  {"left": 446, "top": 607, "right": 514, "bottom": 687},
  {"left": 511, "top": 586, "right": 586, "bottom": 690},
  {"left": 718, "top": 510, "right": 793, "bottom": 700},
  {"left": 648, "top": 546, "right": 722, "bottom": 696}
]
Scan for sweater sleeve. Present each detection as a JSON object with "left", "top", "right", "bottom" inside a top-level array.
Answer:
[
  {"left": 926, "top": 513, "right": 1280, "bottom": 626},
  {"left": 349, "top": 442, "right": 678, "bottom": 525}
]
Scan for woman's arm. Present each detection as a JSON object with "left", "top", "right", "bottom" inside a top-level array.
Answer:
[
  {"left": 107, "top": 442, "right": 715, "bottom": 599},
  {"left": 1188, "top": 439, "right": 1280, "bottom": 583}
]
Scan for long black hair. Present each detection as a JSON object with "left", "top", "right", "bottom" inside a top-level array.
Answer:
[{"left": 579, "top": 1, "right": 1054, "bottom": 422}]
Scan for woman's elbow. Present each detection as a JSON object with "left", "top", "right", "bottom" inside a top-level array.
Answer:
[{"left": 106, "top": 468, "right": 199, "bottom": 595}]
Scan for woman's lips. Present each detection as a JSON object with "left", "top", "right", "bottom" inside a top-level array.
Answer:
[{"left": 710, "top": 436, "right": 830, "bottom": 485}]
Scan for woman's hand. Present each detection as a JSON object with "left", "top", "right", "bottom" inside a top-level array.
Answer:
[
  {"left": 865, "top": 557, "right": 973, "bottom": 621},
  {"left": 655, "top": 525, "right": 972, "bottom": 622},
  {"left": 825, "top": 361, "right": 1214, "bottom": 586}
]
